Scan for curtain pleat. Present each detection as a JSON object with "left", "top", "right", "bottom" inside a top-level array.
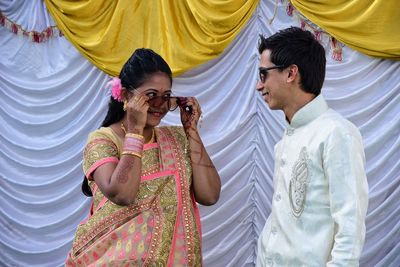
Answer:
[{"left": 44, "top": 0, "right": 259, "bottom": 76}]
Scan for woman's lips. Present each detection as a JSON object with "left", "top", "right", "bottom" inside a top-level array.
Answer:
[{"left": 148, "top": 111, "right": 163, "bottom": 117}]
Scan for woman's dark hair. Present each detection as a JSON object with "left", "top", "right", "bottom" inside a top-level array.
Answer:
[{"left": 82, "top": 48, "right": 172, "bottom": 196}]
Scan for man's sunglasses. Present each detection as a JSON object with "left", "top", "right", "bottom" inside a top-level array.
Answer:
[{"left": 259, "top": 65, "right": 286, "bottom": 83}]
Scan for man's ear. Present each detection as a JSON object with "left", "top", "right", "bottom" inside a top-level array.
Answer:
[{"left": 287, "top": 64, "right": 299, "bottom": 82}]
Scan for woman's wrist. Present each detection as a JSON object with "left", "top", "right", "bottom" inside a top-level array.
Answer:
[
  {"left": 127, "top": 125, "right": 144, "bottom": 135},
  {"left": 121, "top": 121, "right": 144, "bottom": 135},
  {"left": 184, "top": 125, "right": 198, "bottom": 134}
]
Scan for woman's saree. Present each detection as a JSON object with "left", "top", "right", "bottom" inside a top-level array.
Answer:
[{"left": 65, "top": 126, "right": 202, "bottom": 266}]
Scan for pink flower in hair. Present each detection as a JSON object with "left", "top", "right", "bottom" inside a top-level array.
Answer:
[{"left": 107, "top": 77, "right": 123, "bottom": 102}]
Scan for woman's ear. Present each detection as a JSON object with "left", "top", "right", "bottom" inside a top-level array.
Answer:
[{"left": 121, "top": 87, "right": 129, "bottom": 101}]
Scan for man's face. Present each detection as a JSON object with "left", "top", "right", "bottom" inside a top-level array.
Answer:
[{"left": 256, "top": 50, "right": 288, "bottom": 110}]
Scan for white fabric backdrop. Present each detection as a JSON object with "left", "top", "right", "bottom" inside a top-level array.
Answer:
[{"left": 0, "top": 0, "right": 399, "bottom": 266}]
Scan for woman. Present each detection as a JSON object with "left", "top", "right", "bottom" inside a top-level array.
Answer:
[{"left": 65, "top": 48, "right": 221, "bottom": 266}]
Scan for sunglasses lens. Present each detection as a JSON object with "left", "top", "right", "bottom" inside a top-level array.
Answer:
[
  {"left": 169, "top": 97, "right": 179, "bottom": 111},
  {"left": 146, "top": 95, "right": 181, "bottom": 111},
  {"left": 259, "top": 71, "right": 265, "bottom": 82},
  {"left": 146, "top": 96, "right": 167, "bottom": 107},
  {"left": 147, "top": 97, "right": 159, "bottom": 106}
]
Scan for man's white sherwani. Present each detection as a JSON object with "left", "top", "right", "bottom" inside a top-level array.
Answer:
[{"left": 257, "top": 95, "right": 368, "bottom": 267}]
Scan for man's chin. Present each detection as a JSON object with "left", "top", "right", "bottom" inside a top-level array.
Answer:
[
  {"left": 264, "top": 97, "right": 272, "bottom": 108},
  {"left": 266, "top": 101, "right": 278, "bottom": 110}
]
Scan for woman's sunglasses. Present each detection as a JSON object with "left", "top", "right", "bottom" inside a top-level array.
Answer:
[{"left": 147, "top": 95, "right": 192, "bottom": 113}]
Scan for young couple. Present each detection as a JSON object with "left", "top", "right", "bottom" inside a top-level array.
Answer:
[{"left": 66, "top": 27, "right": 368, "bottom": 267}]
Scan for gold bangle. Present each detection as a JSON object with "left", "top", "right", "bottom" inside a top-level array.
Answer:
[
  {"left": 121, "top": 151, "right": 142, "bottom": 158},
  {"left": 125, "top": 133, "right": 144, "bottom": 140}
]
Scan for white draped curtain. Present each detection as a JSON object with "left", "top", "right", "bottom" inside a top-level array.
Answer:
[{"left": 0, "top": 0, "right": 399, "bottom": 266}]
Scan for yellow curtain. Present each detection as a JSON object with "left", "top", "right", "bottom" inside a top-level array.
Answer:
[
  {"left": 44, "top": 0, "right": 259, "bottom": 76},
  {"left": 291, "top": 0, "right": 400, "bottom": 60}
]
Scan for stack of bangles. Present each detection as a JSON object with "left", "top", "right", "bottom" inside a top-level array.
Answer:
[{"left": 121, "top": 133, "right": 144, "bottom": 158}]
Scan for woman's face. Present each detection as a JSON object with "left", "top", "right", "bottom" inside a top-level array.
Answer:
[{"left": 132, "top": 72, "right": 172, "bottom": 127}]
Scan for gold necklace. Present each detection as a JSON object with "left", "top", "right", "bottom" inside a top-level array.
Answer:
[
  {"left": 148, "top": 128, "right": 155, "bottom": 144},
  {"left": 120, "top": 122, "right": 127, "bottom": 135},
  {"left": 121, "top": 122, "right": 155, "bottom": 144}
]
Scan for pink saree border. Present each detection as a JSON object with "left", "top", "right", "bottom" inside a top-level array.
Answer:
[
  {"left": 141, "top": 170, "right": 177, "bottom": 182},
  {"left": 191, "top": 191, "right": 202, "bottom": 241},
  {"left": 143, "top": 142, "right": 159, "bottom": 150},
  {"left": 157, "top": 127, "right": 202, "bottom": 267},
  {"left": 85, "top": 157, "right": 118, "bottom": 180},
  {"left": 140, "top": 166, "right": 184, "bottom": 266},
  {"left": 141, "top": 167, "right": 185, "bottom": 265},
  {"left": 168, "top": 173, "right": 183, "bottom": 267}
]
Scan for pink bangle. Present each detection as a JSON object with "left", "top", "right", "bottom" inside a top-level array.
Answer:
[
  {"left": 122, "top": 135, "right": 144, "bottom": 157},
  {"left": 125, "top": 133, "right": 144, "bottom": 140},
  {"left": 123, "top": 139, "right": 143, "bottom": 150}
]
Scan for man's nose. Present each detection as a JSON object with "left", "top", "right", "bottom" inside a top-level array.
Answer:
[{"left": 256, "top": 81, "right": 264, "bottom": 91}]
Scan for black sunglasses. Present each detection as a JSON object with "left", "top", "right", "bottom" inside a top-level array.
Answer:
[
  {"left": 259, "top": 65, "right": 285, "bottom": 83},
  {"left": 147, "top": 95, "right": 191, "bottom": 113}
]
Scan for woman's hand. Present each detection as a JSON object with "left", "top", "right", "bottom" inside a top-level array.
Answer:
[
  {"left": 179, "top": 97, "right": 201, "bottom": 133},
  {"left": 95, "top": 91, "right": 149, "bottom": 206},
  {"left": 179, "top": 97, "right": 221, "bottom": 206},
  {"left": 126, "top": 92, "right": 149, "bottom": 133}
]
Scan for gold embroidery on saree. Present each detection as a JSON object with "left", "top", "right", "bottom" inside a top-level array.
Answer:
[
  {"left": 83, "top": 138, "right": 119, "bottom": 175},
  {"left": 72, "top": 126, "right": 202, "bottom": 266},
  {"left": 141, "top": 146, "right": 161, "bottom": 176},
  {"left": 159, "top": 127, "right": 201, "bottom": 266}
]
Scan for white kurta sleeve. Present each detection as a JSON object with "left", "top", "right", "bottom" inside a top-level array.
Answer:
[{"left": 324, "top": 127, "right": 369, "bottom": 267}]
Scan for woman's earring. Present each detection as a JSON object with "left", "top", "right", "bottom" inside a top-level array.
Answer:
[
  {"left": 199, "top": 114, "right": 203, "bottom": 129},
  {"left": 123, "top": 99, "right": 128, "bottom": 111}
]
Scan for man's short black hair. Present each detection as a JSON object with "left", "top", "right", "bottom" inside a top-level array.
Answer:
[{"left": 258, "top": 27, "right": 326, "bottom": 95}]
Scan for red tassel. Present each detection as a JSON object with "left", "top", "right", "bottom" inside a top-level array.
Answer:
[
  {"left": 11, "top": 23, "right": 18, "bottom": 34},
  {"left": 0, "top": 12, "right": 61, "bottom": 43},
  {"left": 314, "top": 31, "right": 322, "bottom": 42},
  {"left": 0, "top": 13, "right": 5, "bottom": 26},
  {"left": 33, "top": 32, "right": 40, "bottom": 42},
  {"left": 46, "top": 27, "right": 53, "bottom": 38},
  {"left": 300, "top": 20, "right": 306, "bottom": 29},
  {"left": 286, "top": 3, "right": 294, "bottom": 17},
  {"left": 332, "top": 49, "right": 342, "bottom": 61},
  {"left": 331, "top": 38, "right": 342, "bottom": 61}
]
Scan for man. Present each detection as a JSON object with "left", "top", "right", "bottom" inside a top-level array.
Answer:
[{"left": 256, "top": 27, "right": 368, "bottom": 266}]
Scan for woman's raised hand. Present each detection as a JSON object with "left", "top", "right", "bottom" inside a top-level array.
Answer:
[
  {"left": 126, "top": 92, "right": 149, "bottom": 133},
  {"left": 180, "top": 97, "right": 201, "bottom": 133}
]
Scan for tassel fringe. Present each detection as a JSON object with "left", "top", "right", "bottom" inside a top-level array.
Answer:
[
  {"left": 0, "top": 11, "right": 63, "bottom": 43},
  {"left": 282, "top": 1, "right": 343, "bottom": 61}
]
